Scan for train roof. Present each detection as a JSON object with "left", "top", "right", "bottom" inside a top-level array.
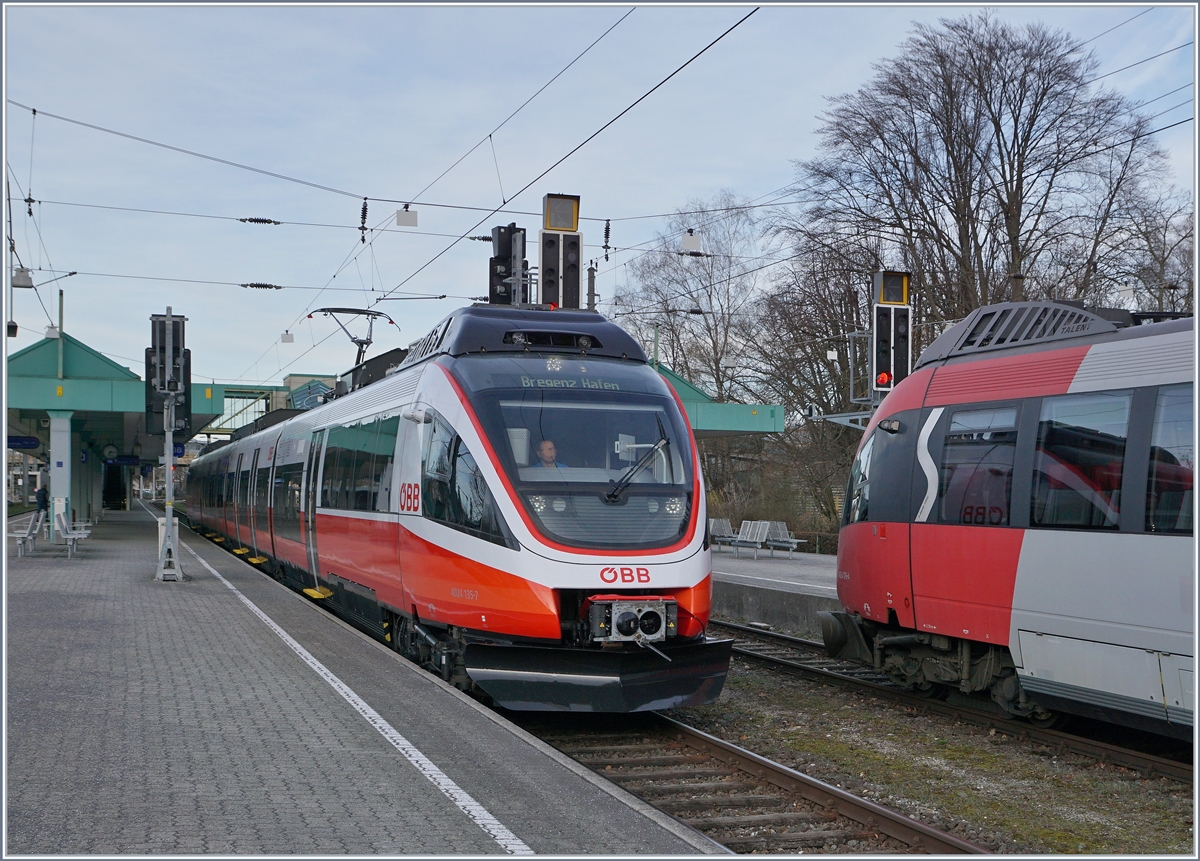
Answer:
[
  {"left": 915, "top": 301, "right": 1192, "bottom": 370},
  {"left": 396, "top": 305, "right": 648, "bottom": 370}
]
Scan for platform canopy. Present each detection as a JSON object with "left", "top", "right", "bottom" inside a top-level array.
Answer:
[
  {"left": 656, "top": 365, "right": 785, "bottom": 438},
  {"left": 6, "top": 332, "right": 223, "bottom": 522}
]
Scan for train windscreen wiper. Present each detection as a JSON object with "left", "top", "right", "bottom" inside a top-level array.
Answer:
[{"left": 606, "top": 415, "right": 671, "bottom": 502}]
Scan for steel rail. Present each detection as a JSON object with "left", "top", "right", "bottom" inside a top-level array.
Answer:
[
  {"left": 527, "top": 713, "right": 989, "bottom": 854},
  {"left": 709, "top": 619, "right": 1193, "bottom": 784}
]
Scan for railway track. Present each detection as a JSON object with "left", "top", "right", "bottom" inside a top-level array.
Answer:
[
  {"left": 517, "top": 712, "right": 987, "bottom": 854},
  {"left": 709, "top": 618, "right": 1193, "bottom": 785}
]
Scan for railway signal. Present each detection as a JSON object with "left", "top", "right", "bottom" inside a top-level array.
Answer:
[
  {"left": 540, "top": 194, "right": 582, "bottom": 309},
  {"left": 489, "top": 223, "right": 527, "bottom": 305},
  {"left": 871, "top": 271, "right": 911, "bottom": 392},
  {"left": 148, "top": 307, "right": 187, "bottom": 581}
]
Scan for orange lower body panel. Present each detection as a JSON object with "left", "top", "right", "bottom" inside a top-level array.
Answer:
[{"left": 397, "top": 524, "right": 561, "bottom": 640}]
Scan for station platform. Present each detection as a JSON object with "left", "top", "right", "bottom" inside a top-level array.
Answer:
[
  {"left": 5, "top": 508, "right": 723, "bottom": 855},
  {"left": 709, "top": 547, "right": 841, "bottom": 638}
]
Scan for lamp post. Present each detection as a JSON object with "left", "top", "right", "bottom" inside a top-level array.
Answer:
[{"left": 652, "top": 307, "right": 705, "bottom": 370}]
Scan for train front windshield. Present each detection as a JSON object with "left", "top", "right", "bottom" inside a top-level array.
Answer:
[{"left": 451, "top": 355, "right": 695, "bottom": 550}]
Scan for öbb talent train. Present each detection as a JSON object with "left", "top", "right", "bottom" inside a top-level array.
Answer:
[
  {"left": 187, "top": 306, "right": 732, "bottom": 712},
  {"left": 820, "top": 301, "right": 1194, "bottom": 739}
]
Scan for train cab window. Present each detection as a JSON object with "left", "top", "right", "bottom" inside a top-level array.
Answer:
[
  {"left": 938, "top": 407, "right": 1017, "bottom": 526},
  {"left": 422, "top": 410, "right": 514, "bottom": 548},
  {"left": 1031, "top": 391, "right": 1131, "bottom": 530},
  {"left": 844, "top": 433, "right": 875, "bottom": 525},
  {"left": 1146, "top": 384, "right": 1193, "bottom": 534}
]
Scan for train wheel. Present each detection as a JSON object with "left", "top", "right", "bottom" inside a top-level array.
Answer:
[
  {"left": 912, "top": 681, "right": 950, "bottom": 699},
  {"left": 1029, "top": 709, "right": 1064, "bottom": 730}
]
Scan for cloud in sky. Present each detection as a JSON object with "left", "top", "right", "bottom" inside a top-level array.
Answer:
[{"left": 4, "top": 4, "right": 1194, "bottom": 387}]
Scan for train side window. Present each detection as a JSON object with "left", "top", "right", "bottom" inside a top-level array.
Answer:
[
  {"left": 272, "top": 462, "right": 303, "bottom": 542},
  {"left": 254, "top": 465, "right": 270, "bottom": 522},
  {"left": 1146, "top": 384, "right": 1193, "bottom": 534},
  {"left": 843, "top": 432, "right": 875, "bottom": 525},
  {"left": 350, "top": 421, "right": 379, "bottom": 511},
  {"left": 422, "top": 411, "right": 515, "bottom": 548},
  {"left": 372, "top": 416, "right": 400, "bottom": 512},
  {"left": 938, "top": 407, "right": 1017, "bottom": 526},
  {"left": 1031, "top": 391, "right": 1131, "bottom": 530},
  {"left": 320, "top": 436, "right": 342, "bottom": 508}
]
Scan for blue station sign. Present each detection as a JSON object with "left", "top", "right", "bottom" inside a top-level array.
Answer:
[{"left": 7, "top": 436, "right": 41, "bottom": 450}]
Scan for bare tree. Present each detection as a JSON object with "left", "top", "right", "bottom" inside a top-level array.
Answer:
[
  {"left": 1115, "top": 189, "right": 1194, "bottom": 313},
  {"left": 789, "top": 12, "right": 1170, "bottom": 321},
  {"left": 610, "top": 191, "right": 764, "bottom": 401}
]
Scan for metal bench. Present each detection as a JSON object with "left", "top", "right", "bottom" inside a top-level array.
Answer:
[
  {"left": 55, "top": 511, "right": 92, "bottom": 558},
  {"left": 709, "top": 518, "right": 736, "bottom": 550},
  {"left": 730, "top": 520, "right": 770, "bottom": 559},
  {"left": 764, "top": 521, "right": 807, "bottom": 559},
  {"left": 9, "top": 510, "right": 45, "bottom": 557}
]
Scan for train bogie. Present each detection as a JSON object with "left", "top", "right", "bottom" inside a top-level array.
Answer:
[{"left": 822, "top": 303, "right": 1194, "bottom": 738}]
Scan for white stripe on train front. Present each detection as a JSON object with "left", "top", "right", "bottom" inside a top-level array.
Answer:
[{"left": 914, "top": 407, "right": 945, "bottom": 522}]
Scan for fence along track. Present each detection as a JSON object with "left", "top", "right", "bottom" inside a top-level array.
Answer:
[
  {"left": 709, "top": 619, "right": 1194, "bottom": 785},
  {"left": 525, "top": 713, "right": 987, "bottom": 854}
]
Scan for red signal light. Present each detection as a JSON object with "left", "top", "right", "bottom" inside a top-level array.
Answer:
[
  {"left": 876, "top": 371, "right": 892, "bottom": 386},
  {"left": 548, "top": 302, "right": 558, "bottom": 311}
]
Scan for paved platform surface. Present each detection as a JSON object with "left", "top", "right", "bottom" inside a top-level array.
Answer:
[
  {"left": 708, "top": 550, "right": 840, "bottom": 637},
  {"left": 710, "top": 549, "right": 838, "bottom": 599},
  {"left": 6, "top": 508, "right": 720, "bottom": 855}
]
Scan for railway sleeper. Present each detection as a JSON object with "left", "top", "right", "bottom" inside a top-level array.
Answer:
[
  {"left": 611, "top": 766, "right": 737, "bottom": 781},
  {"left": 684, "top": 810, "right": 844, "bottom": 828},
  {"left": 635, "top": 780, "right": 760, "bottom": 796},
  {"left": 718, "top": 829, "right": 883, "bottom": 850},
  {"left": 654, "top": 794, "right": 792, "bottom": 813},
  {"left": 556, "top": 743, "right": 683, "bottom": 756},
  {"left": 583, "top": 754, "right": 710, "bottom": 768}
]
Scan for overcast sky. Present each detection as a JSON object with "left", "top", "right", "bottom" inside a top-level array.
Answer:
[{"left": 4, "top": 3, "right": 1195, "bottom": 391}]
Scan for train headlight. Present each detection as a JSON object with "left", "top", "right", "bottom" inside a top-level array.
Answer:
[
  {"left": 552, "top": 498, "right": 567, "bottom": 512},
  {"left": 615, "top": 611, "right": 640, "bottom": 637},
  {"left": 665, "top": 497, "right": 682, "bottom": 515},
  {"left": 647, "top": 499, "right": 659, "bottom": 513},
  {"left": 530, "top": 495, "right": 546, "bottom": 512},
  {"left": 639, "top": 611, "right": 662, "bottom": 635}
]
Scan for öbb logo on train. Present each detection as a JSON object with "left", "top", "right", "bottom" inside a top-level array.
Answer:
[
  {"left": 600, "top": 566, "right": 651, "bottom": 583},
  {"left": 398, "top": 483, "right": 420, "bottom": 512}
]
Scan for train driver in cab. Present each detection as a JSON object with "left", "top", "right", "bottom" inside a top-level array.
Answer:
[{"left": 533, "top": 439, "right": 569, "bottom": 469}]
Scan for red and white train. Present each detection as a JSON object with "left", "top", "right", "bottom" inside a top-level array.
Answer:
[
  {"left": 820, "top": 301, "right": 1193, "bottom": 738},
  {"left": 187, "top": 306, "right": 732, "bottom": 712}
]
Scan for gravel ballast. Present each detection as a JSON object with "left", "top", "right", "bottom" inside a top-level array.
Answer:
[{"left": 669, "top": 657, "right": 1194, "bottom": 854}]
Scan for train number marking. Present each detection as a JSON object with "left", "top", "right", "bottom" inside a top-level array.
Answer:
[
  {"left": 398, "top": 482, "right": 421, "bottom": 512},
  {"left": 600, "top": 566, "right": 651, "bottom": 584},
  {"left": 450, "top": 587, "right": 479, "bottom": 601}
]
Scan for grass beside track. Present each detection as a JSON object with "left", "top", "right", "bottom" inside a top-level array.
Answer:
[{"left": 669, "top": 657, "right": 1194, "bottom": 854}]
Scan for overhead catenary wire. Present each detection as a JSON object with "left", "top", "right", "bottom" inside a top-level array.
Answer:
[
  {"left": 15, "top": 266, "right": 460, "bottom": 296},
  {"left": 6, "top": 165, "right": 58, "bottom": 326},
  {"left": 406, "top": 7, "right": 635, "bottom": 204},
  {"left": 371, "top": 8, "right": 760, "bottom": 305},
  {"left": 1083, "top": 41, "right": 1194, "bottom": 86},
  {"left": 6, "top": 99, "right": 363, "bottom": 199},
  {"left": 1079, "top": 8, "right": 1153, "bottom": 46}
]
